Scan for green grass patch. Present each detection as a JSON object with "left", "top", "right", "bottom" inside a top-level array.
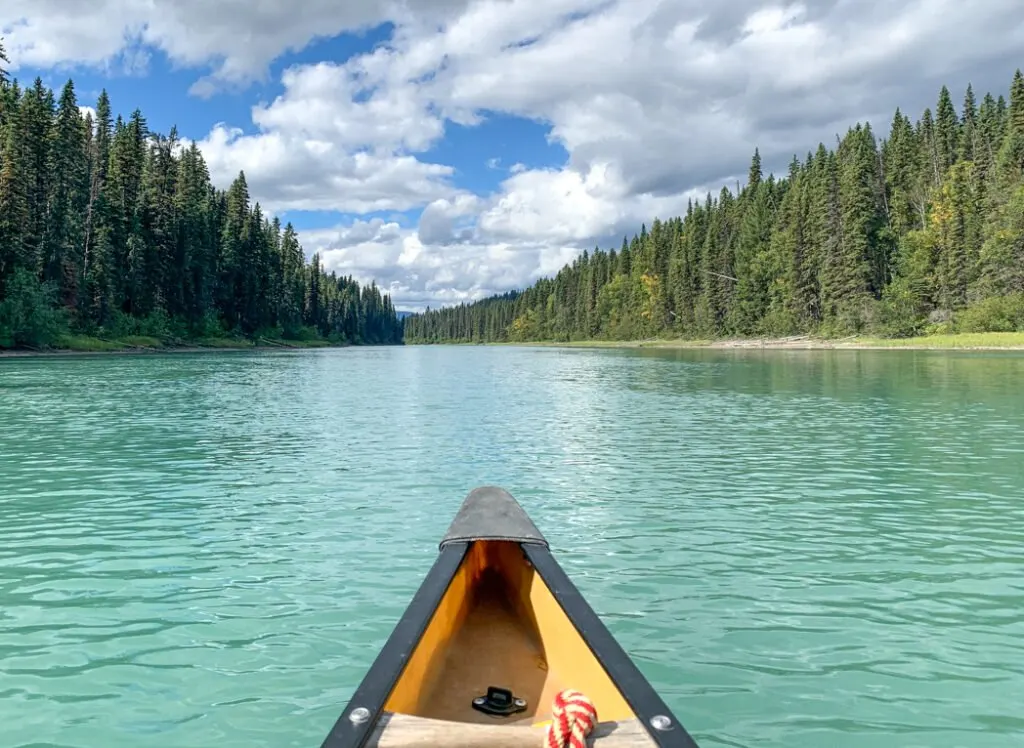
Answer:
[
  {"left": 287, "top": 338, "right": 334, "bottom": 347},
  {"left": 192, "top": 337, "right": 254, "bottom": 349},
  {"left": 851, "top": 332, "right": 1024, "bottom": 348},
  {"left": 55, "top": 335, "right": 123, "bottom": 351},
  {"left": 258, "top": 337, "right": 336, "bottom": 348},
  {"left": 114, "top": 335, "right": 164, "bottom": 348}
]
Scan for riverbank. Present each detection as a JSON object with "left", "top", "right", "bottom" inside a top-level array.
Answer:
[
  {"left": 499, "top": 331, "right": 1024, "bottom": 351},
  {"left": 0, "top": 334, "right": 345, "bottom": 357},
  {"left": 10, "top": 331, "right": 1024, "bottom": 357}
]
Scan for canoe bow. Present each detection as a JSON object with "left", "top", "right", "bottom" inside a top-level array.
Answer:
[{"left": 319, "top": 486, "right": 700, "bottom": 748}]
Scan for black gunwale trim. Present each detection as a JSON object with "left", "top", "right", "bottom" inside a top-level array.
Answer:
[
  {"left": 319, "top": 541, "right": 470, "bottom": 748},
  {"left": 523, "top": 544, "right": 702, "bottom": 748}
]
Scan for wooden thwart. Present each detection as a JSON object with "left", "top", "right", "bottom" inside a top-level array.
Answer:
[{"left": 368, "top": 712, "right": 658, "bottom": 748}]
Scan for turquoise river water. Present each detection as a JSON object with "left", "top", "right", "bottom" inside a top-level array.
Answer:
[{"left": 1, "top": 345, "right": 1023, "bottom": 747}]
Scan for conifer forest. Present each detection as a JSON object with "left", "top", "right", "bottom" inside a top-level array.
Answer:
[
  {"left": 0, "top": 44, "right": 402, "bottom": 349},
  {"left": 2, "top": 36, "right": 1023, "bottom": 351},
  {"left": 404, "top": 70, "right": 1024, "bottom": 344}
]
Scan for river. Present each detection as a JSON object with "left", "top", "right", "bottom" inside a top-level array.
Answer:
[{"left": 2, "top": 346, "right": 1023, "bottom": 747}]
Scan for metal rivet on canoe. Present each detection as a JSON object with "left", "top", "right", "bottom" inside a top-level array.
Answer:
[
  {"left": 514, "top": 698, "right": 526, "bottom": 707},
  {"left": 473, "top": 697, "right": 486, "bottom": 705},
  {"left": 650, "top": 715, "right": 672, "bottom": 731},
  {"left": 349, "top": 707, "right": 370, "bottom": 724}
]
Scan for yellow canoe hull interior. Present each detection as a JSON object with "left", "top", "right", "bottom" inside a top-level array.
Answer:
[{"left": 319, "top": 487, "right": 700, "bottom": 748}]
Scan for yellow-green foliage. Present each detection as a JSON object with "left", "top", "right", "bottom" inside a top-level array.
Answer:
[{"left": 853, "top": 332, "right": 1024, "bottom": 348}]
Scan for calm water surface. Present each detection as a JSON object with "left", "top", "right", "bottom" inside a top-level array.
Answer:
[{"left": 1, "top": 346, "right": 1023, "bottom": 747}]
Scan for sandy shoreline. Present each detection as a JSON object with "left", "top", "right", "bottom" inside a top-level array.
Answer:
[{"left": 5, "top": 333, "right": 1024, "bottom": 357}]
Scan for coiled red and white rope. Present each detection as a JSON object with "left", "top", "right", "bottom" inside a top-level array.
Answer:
[{"left": 545, "top": 689, "right": 597, "bottom": 748}]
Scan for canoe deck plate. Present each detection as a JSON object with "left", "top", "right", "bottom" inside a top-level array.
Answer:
[
  {"left": 439, "top": 486, "right": 549, "bottom": 549},
  {"left": 471, "top": 686, "right": 528, "bottom": 717}
]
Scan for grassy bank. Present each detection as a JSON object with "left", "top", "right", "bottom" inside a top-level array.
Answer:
[
  {"left": 1, "top": 334, "right": 346, "bottom": 357},
  {"left": 836, "top": 332, "right": 1024, "bottom": 349},
  {"left": 481, "top": 331, "right": 1024, "bottom": 350}
]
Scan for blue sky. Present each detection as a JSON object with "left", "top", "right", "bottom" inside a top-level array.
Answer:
[
  {"left": 21, "top": 25, "right": 567, "bottom": 214},
  {"left": 3, "top": 0, "right": 1020, "bottom": 310},
  {"left": 16, "top": 19, "right": 571, "bottom": 284}
]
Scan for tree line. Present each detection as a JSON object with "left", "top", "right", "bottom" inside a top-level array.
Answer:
[
  {"left": 404, "top": 69, "right": 1024, "bottom": 344},
  {"left": 0, "top": 43, "right": 402, "bottom": 349}
]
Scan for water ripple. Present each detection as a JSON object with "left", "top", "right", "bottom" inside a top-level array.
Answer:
[{"left": 2, "top": 347, "right": 1024, "bottom": 747}]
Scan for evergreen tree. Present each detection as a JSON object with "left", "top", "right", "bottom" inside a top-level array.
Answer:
[
  {"left": 405, "top": 68, "right": 1024, "bottom": 344},
  {"left": 0, "top": 57, "right": 400, "bottom": 349}
]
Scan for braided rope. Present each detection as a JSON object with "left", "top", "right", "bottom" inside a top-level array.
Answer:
[{"left": 545, "top": 689, "right": 597, "bottom": 748}]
